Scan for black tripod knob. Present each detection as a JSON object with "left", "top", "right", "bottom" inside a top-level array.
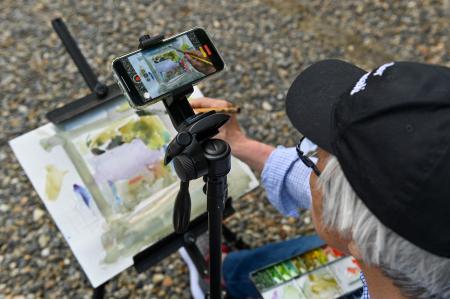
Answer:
[
  {"left": 173, "top": 155, "right": 197, "bottom": 182},
  {"left": 164, "top": 132, "right": 192, "bottom": 164},
  {"left": 173, "top": 181, "right": 191, "bottom": 234}
]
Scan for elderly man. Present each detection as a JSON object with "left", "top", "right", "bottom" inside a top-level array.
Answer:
[{"left": 191, "top": 60, "right": 450, "bottom": 299}]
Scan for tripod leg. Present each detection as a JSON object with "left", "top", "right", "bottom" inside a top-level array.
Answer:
[
  {"left": 202, "top": 138, "right": 231, "bottom": 298},
  {"left": 206, "top": 176, "right": 227, "bottom": 298},
  {"left": 92, "top": 282, "right": 106, "bottom": 299},
  {"left": 184, "top": 232, "right": 209, "bottom": 278}
]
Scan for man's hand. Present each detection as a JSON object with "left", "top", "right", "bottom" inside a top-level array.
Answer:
[
  {"left": 189, "top": 97, "right": 275, "bottom": 173},
  {"left": 190, "top": 97, "right": 247, "bottom": 149}
]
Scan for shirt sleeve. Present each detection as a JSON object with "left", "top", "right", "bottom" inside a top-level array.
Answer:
[{"left": 261, "top": 146, "right": 313, "bottom": 217}]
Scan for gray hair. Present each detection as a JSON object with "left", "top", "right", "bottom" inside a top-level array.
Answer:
[{"left": 318, "top": 155, "right": 450, "bottom": 299}]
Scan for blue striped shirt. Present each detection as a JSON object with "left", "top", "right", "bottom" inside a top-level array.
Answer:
[
  {"left": 261, "top": 143, "right": 370, "bottom": 299},
  {"left": 261, "top": 140, "right": 317, "bottom": 217}
]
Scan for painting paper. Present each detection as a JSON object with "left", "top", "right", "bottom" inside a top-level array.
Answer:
[{"left": 9, "top": 87, "right": 259, "bottom": 287}]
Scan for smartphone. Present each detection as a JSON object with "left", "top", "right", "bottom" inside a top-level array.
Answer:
[{"left": 112, "top": 28, "right": 225, "bottom": 108}]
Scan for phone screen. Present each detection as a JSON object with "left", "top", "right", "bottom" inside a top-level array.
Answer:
[{"left": 113, "top": 28, "right": 224, "bottom": 107}]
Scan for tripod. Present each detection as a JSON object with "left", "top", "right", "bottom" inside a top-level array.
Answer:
[
  {"left": 163, "top": 89, "right": 231, "bottom": 299},
  {"left": 137, "top": 34, "right": 231, "bottom": 298}
]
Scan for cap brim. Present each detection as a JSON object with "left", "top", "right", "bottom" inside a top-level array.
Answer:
[{"left": 286, "top": 60, "right": 366, "bottom": 153}]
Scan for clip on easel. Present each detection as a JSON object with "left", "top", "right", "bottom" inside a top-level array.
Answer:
[
  {"left": 46, "top": 18, "right": 249, "bottom": 299},
  {"left": 46, "top": 18, "right": 124, "bottom": 123}
]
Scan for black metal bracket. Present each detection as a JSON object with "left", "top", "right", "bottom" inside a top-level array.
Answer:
[
  {"left": 138, "top": 34, "right": 164, "bottom": 49},
  {"left": 52, "top": 18, "right": 108, "bottom": 98},
  {"left": 46, "top": 18, "right": 122, "bottom": 124}
]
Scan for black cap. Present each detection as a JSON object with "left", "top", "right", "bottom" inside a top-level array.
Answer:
[{"left": 286, "top": 60, "right": 450, "bottom": 258}]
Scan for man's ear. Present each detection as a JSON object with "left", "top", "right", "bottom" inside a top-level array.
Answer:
[{"left": 348, "top": 240, "right": 363, "bottom": 260}]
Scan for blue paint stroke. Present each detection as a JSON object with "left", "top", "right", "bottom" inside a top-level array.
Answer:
[
  {"left": 73, "top": 184, "right": 92, "bottom": 208},
  {"left": 108, "top": 180, "right": 122, "bottom": 206}
]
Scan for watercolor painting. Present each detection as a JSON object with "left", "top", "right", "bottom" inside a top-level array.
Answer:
[
  {"left": 68, "top": 114, "right": 177, "bottom": 218},
  {"left": 9, "top": 87, "right": 259, "bottom": 287}
]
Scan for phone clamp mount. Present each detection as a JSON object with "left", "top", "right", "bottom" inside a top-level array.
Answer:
[{"left": 134, "top": 34, "right": 231, "bottom": 298}]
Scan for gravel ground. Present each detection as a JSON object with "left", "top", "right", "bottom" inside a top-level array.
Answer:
[{"left": 1, "top": 0, "right": 449, "bottom": 298}]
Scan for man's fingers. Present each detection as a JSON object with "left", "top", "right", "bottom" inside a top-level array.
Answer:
[
  {"left": 185, "top": 50, "right": 203, "bottom": 56},
  {"left": 184, "top": 53, "right": 195, "bottom": 62},
  {"left": 190, "top": 97, "right": 231, "bottom": 108},
  {"left": 187, "top": 57, "right": 202, "bottom": 68}
]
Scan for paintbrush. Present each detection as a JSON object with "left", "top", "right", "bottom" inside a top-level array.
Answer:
[
  {"left": 135, "top": 105, "right": 241, "bottom": 115},
  {"left": 194, "top": 106, "right": 241, "bottom": 114},
  {"left": 169, "top": 46, "right": 214, "bottom": 66}
]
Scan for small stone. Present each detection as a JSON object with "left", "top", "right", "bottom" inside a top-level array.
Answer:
[
  {"left": 152, "top": 273, "right": 164, "bottom": 284},
  {"left": 44, "top": 280, "right": 55, "bottom": 289},
  {"left": 162, "top": 276, "right": 173, "bottom": 287},
  {"left": 407, "top": 1, "right": 417, "bottom": 8},
  {"left": 157, "top": 290, "right": 166, "bottom": 297},
  {"left": 20, "top": 197, "right": 28, "bottom": 204},
  {"left": 287, "top": 217, "right": 296, "bottom": 224},
  {"left": 356, "top": 4, "right": 364, "bottom": 13},
  {"left": 282, "top": 225, "right": 292, "bottom": 232},
  {"left": 262, "top": 101, "right": 272, "bottom": 111},
  {"left": 304, "top": 216, "right": 311, "bottom": 224},
  {"left": 33, "top": 208, "right": 45, "bottom": 221},
  {"left": 235, "top": 64, "right": 244, "bottom": 72},
  {"left": 0, "top": 204, "right": 9, "bottom": 212},
  {"left": 276, "top": 93, "right": 284, "bottom": 101},
  {"left": 41, "top": 248, "right": 50, "bottom": 257},
  {"left": 38, "top": 235, "right": 50, "bottom": 247},
  {"left": 18, "top": 105, "right": 28, "bottom": 114}
]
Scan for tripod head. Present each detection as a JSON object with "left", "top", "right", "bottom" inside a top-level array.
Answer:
[{"left": 164, "top": 111, "right": 230, "bottom": 233}]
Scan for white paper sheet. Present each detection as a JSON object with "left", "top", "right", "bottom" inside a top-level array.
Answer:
[{"left": 10, "top": 87, "right": 259, "bottom": 287}]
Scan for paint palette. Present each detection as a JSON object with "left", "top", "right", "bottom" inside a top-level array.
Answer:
[{"left": 251, "top": 245, "right": 363, "bottom": 299}]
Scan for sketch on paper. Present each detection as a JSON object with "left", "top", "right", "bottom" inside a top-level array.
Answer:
[{"left": 10, "top": 87, "right": 259, "bottom": 287}]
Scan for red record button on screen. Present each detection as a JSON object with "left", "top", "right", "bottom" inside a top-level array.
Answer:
[{"left": 133, "top": 74, "right": 141, "bottom": 82}]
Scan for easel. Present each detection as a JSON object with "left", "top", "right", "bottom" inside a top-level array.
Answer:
[{"left": 47, "top": 18, "right": 249, "bottom": 298}]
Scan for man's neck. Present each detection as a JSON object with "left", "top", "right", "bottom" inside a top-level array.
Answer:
[{"left": 360, "top": 262, "right": 410, "bottom": 299}]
